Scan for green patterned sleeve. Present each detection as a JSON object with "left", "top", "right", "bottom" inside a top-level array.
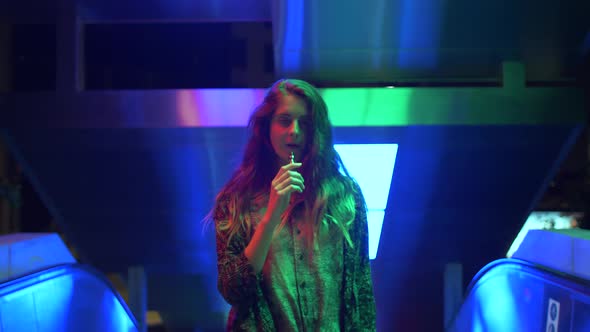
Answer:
[
  {"left": 354, "top": 184, "right": 378, "bottom": 331},
  {"left": 214, "top": 199, "right": 260, "bottom": 307}
]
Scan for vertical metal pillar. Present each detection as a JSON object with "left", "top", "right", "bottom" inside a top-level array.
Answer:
[
  {"left": 128, "top": 265, "right": 148, "bottom": 332},
  {"left": 56, "top": 0, "right": 83, "bottom": 93},
  {"left": 0, "top": 22, "right": 11, "bottom": 92},
  {"left": 443, "top": 262, "right": 463, "bottom": 329}
]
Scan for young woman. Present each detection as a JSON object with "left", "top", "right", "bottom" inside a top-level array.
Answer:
[{"left": 211, "top": 79, "right": 376, "bottom": 331}]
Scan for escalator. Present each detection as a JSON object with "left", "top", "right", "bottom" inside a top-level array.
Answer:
[
  {"left": 0, "top": 264, "right": 139, "bottom": 332},
  {"left": 448, "top": 259, "right": 590, "bottom": 332}
]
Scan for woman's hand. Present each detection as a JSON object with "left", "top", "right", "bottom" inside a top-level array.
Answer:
[
  {"left": 265, "top": 162, "right": 305, "bottom": 225},
  {"left": 244, "top": 162, "right": 304, "bottom": 273}
]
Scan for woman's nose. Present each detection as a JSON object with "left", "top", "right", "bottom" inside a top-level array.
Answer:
[{"left": 289, "top": 120, "right": 301, "bottom": 136}]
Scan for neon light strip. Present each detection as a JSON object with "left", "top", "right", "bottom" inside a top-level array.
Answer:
[{"left": 335, "top": 144, "right": 398, "bottom": 259}]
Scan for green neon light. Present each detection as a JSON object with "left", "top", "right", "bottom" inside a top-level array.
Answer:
[{"left": 323, "top": 88, "right": 412, "bottom": 126}]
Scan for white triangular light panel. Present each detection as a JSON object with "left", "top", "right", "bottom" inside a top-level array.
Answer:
[{"left": 334, "top": 144, "right": 398, "bottom": 260}]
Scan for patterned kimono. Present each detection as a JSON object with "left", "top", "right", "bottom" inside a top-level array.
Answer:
[{"left": 214, "top": 183, "right": 376, "bottom": 331}]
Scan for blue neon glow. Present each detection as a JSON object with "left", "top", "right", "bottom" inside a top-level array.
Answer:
[
  {"left": 281, "top": 0, "right": 304, "bottom": 72},
  {"left": 398, "top": 0, "right": 441, "bottom": 68},
  {"left": 334, "top": 144, "right": 398, "bottom": 259},
  {"left": 0, "top": 267, "right": 138, "bottom": 331},
  {"left": 0, "top": 274, "right": 74, "bottom": 331},
  {"left": 154, "top": 140, "right": 230, "bottom": 314},
  {"left": 472, "top": 313, "right": 484, "bottom": 332},
  {"left": 367, "top": 210, "right": 385, "bottom": 260},
  {"left": 334, "top": 144, "right": 398, "bottom": 210}
]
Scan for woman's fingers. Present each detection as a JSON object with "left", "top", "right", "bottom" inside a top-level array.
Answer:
[
  {"left": 277, "top": 175, "right": 305, "bottom": 192},
  {"left": 266, "top": 163, "right": 304, "bottom": 222},
  {"left": 273, "top": 170, "right": 304, "bottom": 187},
  {"left": 269, "top": 161, "right": 304, "bottom": 201},
  {"left": 272, "top": 162, "right": 304, "bottom": 191},
  {"left": 276, "top": 162, "right": 302, "bottom": 178},
  {"left": 281, "top": 162, "right": 302, "bottom": 171},
  {"left": 277, "top": 184, "right": 304, "bottom": 195}
]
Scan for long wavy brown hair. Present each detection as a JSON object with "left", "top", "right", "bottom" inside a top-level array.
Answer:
[{"left": 210, "top": 79, "right": 360, "bottom": 247}]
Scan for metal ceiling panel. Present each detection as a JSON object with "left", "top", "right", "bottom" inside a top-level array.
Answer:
[{"left": 272, "top": 0, "right": 590, "bottom": 83}]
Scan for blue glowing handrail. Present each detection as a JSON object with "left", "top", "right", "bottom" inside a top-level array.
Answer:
[
  {"left": 466, "top": 258, "right": 590, "bottom": 296},
  {"left": 0, "top": 263, "right": 140, "bottom": 330},
  {"left": 445, "top": 258, "right": 590, "bottom": 331}
]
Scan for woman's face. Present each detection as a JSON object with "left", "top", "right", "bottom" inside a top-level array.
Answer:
[{"left": 270, "top": 94, "right": 309, "bottom": 166}]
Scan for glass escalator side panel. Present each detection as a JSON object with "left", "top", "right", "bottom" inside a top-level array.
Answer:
[{"left": 0, "top": 265, "right": 138, "bottom": 332}]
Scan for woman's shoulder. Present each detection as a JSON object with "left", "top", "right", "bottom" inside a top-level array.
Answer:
[
  {"left": 214, "top": 191, "right": 267, "bottom": 219},
  {"left": 340, "top": 175, "right": 366, "bottom": 209},
  {"left": 333, "top": 173, "right": 362, "bottom": 195}
]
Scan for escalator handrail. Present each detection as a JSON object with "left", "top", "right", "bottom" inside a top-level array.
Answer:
[
  {"left": 446, "top": 258, "right": 590, "bottom": 331},
  {"left": 466, "top": 258, "right": 590, "bottom": 296},
  {"left": 0, "top": 263, "right": 140, "bottom": 330}
]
